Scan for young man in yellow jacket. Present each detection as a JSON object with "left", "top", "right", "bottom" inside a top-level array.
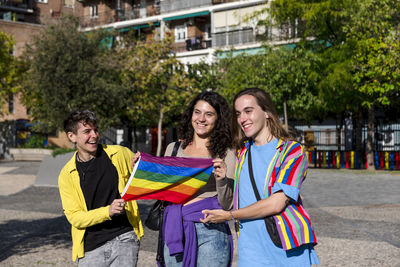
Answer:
[{"left": 58, "top": 110, "right": 143, "bottom": 266}]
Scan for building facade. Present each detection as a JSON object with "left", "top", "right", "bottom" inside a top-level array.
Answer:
[{"left": 93, "top": 0, "right": 300, "bottom": 65}]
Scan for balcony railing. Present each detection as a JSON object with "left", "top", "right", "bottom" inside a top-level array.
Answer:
[
  {"left": 214, "top": 28, "right": 255, "bottom": 47},
  {"left": 160, "top": 0, "right": 212, "bottom": 13},
  {"left": 0, "top": 0, "right": 33, "bottom": 12},
  {"left": 172, "top": 36, "right": 212, "bottom": 53}
]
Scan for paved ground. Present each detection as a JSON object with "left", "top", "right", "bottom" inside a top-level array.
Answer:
[{"left": 0, "top": 160, "right": 399, "bottom": 266}]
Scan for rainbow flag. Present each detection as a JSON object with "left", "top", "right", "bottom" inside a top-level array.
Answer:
[{"left": 122, "top": 152, "right": 214, "bottom": 204}]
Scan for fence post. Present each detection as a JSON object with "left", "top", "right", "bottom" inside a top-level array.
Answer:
[
  {"left": 385, "top": 152, "right": 389, "bottom": 170},
  {"left": 314, "top": 149, "right": 317, "bottom": 168},
  {"left": 327, "top": 151, "right": 331, "bottom": 168},
  {"left": 318, "top": 151, "right": 322, "bottom": 168},
  {"left": 389, "top": 152, "right": 394, "bottom": 170},
  {"left": 350, "top": 151, "right": 354, "bottom": 169},
  {"left": 337, "top": 151, "right": 341, "bottom": 169},
  {"left": 374, "top": 151, "right": 379, "bottom": 170},
  {"left": 355, "top": 151, "right": 359, "bottom": 169}
]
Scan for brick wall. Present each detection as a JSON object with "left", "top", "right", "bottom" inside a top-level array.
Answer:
[{"left": 0, "top": 21, "right": 43, "bottom": 57}]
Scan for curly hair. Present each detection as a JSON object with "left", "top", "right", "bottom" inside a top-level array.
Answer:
[
  {"left": 63, "top": 110, "right": 97, "bottom": 134},
  {"left": 177, "top": 91, "right": 232, "bottom": 159},
  {"left": 232, "top": 88, "right": 291, "bottom": 149}
]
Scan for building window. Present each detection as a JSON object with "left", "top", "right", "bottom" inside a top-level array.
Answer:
[
  {"left": 64, "top": 0, "right": 74, "bottom": 7},
  {"left": 8, "top": 94, "right": 14, "bottom": 114},
  {"left": 90, "top": 5, "right": 98, "bottom": 18},
  {"left": 174, "top": 24, "right": 187, "bottom": 42},
  {"left": 36, "top": 0, "right": 48, "bottom": 3}
]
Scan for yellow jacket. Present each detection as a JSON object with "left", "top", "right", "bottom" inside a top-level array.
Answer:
[{"left": 58, "top": 144, "right": 143, "bottom": 261}]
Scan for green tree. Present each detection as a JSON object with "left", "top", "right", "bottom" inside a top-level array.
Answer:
[
  {"left": 346, "top": 0, "right": 400, "bottom": 169},
  {"left": 119, "top": 34, "right": 197, "bottom": 156},
  {"left": 0, "top": 31, "right": 23, "bottom": 116},
  {"left": 187, "top": 61, "right": 221, "bottom": 92},
  {"left": 22, "top": 16, "right": 124, "bottom": 133},
  {"left": 216, "top": 47, "right": 321, "bottom": 127},
  {"left": 217, "top": 51, "right": 266, "bottom": 103},
  {"left": 268, "top": 0, "right": 400, "bottom": 169},
  {"left": 259, "top": 47, "right": 322, "bottom": 126}
]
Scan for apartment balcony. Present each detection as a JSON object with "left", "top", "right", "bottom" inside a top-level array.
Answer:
[
  {"left": 213, "top": 28, "right": 256, "bottom": 47},
  {"left": 79, "top": 10, "right": 116, "bottom": 28},
  {"left": 117, "top": 5, "right": 160, "bottom": 21},
  {"left": 0, "top": 0, "right": 33, "bottom": 14},
  {"left": 172, "top": 35, "right": 212, "bottom": 53},
  {"left": 160, "top": 0, "right": 212, "bottom": 13}
]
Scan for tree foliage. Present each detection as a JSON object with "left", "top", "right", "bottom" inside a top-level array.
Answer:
[
  {"left": 267, "top": 0, "right": 400, "bottom": 169},
  {"left": 0, "top": 31, "right": 23, "bottom": 116},
  {"left": 22, "top": 16, "right": 124, "bottom": 132},
  {"left": 216, "top": 47, "right": 321, "bottom": 123},
  {"left": 119, "top": 33, "right": 198, "bottom": 155}
]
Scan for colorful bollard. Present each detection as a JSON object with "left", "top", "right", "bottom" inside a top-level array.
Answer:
[
  {"left": 341, "top": 151, "right": 345, "bottom": 168},
  {"left": 355, "top": 151, "right": 360, "bottom": 169},
  {"left": 389, "top": 152, "right": 395, "bottom": 170},
  {"left": 375, "top": 151, "right": 379, "bottom": 170},
  {"left": 350, "top": 151, "right": 355, "bottom": 169}
]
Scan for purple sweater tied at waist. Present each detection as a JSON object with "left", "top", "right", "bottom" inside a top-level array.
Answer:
[{"left": 162, "top": 196, "right": 232, "bottom": 267}]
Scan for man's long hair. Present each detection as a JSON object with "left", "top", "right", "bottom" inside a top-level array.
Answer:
[{"left": 232, "top": 88, "right": 291, "bottom": 149}]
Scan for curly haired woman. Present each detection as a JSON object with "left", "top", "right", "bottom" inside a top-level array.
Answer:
[{"left": 162, "top": 91, "right": 235, "bottom": 267}]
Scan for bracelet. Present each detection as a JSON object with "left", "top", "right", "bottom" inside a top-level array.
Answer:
[{"left": 229, "top": 210, "right": 235, "bottom": 221}]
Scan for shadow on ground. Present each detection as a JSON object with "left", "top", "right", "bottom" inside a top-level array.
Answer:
[
  {"left": 0, "top": 216, "right": 71, "bottom": 262},
  {"left": 0, "top": 186, "right": 161, "bottom": 262}
]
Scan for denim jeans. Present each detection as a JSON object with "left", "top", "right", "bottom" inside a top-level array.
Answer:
[
  {"left": 78, "top": 230, "right": 140, "bottom": 267},
  {"left": 163, "top": 222, "right": 231, "bottom": 267}
]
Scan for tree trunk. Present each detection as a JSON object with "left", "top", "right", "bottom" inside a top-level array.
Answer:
[
  {"left": 132, "top": 125, "right": 138, "bottom": 152},
  {"left": 336, "top": 115, "right": 344, "bottom": 151},
  {"left": 356, "top": 107, "right": 364, "bottom": 168},
  {"left": 366, "top": 105, "right": 375, "bottom": 171},
  {"left": 156, "top": 105, "right": 164, "bottom": 156},
  {"left": 283, "top": 100, "right": 288, "bottom": 131},
  {"left": 356, "top": 107, "right": 363, "bottom": 151}
]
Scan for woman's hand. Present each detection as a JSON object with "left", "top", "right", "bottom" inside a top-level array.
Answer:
[
  {"left": 200, "top": 209, "right": 230, "bottom": 223},
  {"left": 212, "top": 158, "right": 227, "bottom": 180},
  {"left": 131, "top": 152, "right": 141, "bottom": 169}
]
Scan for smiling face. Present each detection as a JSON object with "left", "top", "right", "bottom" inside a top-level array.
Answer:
[
  {"left": 234, "top": 94, "right": 271, "bottom": 145},
  {"left": 67, "top": 121, "right": 99, "bottom": 159},
  {"left": 191, "top": 100, "right": 217, "bottom": 139}
]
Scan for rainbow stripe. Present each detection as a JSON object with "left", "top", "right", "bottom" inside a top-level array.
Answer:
[
  {"left": 122, "top": 153, "right": 213, "bottom": 204},
  {"left": 233, "top": 139, "right": 317, "bottom": 250}
]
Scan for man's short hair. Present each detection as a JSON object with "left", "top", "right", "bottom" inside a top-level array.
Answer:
[{"left": 63, "top": 110, "right": 98, "bottom": 134}]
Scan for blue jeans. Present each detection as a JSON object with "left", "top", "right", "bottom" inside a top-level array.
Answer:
[
  {"left": 78, "top": 230, "right": 140, "bottom": 267},
  {"left": 163, "top": 222, "right": 231, "bottom": 267}
]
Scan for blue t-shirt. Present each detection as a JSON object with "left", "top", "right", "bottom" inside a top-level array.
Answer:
[{"left": 238, "top": 139, "right": 319, "bottom": 267}]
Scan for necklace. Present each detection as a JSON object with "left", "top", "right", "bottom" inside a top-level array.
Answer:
[
  {"left": 77, "top": 153, "right": 95, "bottom": 163},
  {"left": 76, "top": 154, "right": 96, "bottom": 181}
]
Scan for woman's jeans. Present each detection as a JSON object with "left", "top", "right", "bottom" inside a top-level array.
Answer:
[
  {"left": 163, "top": 222, "right": 231, "bottom": 267},
  {"left": 78, "top": 230, "right": 140, "bottom": 267}
]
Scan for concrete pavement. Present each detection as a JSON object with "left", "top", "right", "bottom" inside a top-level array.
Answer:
[{"left": 0, "top": 160, "right": 399, "bottom": 266}]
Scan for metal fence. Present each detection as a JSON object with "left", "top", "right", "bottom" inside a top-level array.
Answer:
[
  {"left": 294, "top": 123, "right": 400, "bottom": 152},
  {"left": 293, "top": 123, "right": 400, "bottom": 170}
]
